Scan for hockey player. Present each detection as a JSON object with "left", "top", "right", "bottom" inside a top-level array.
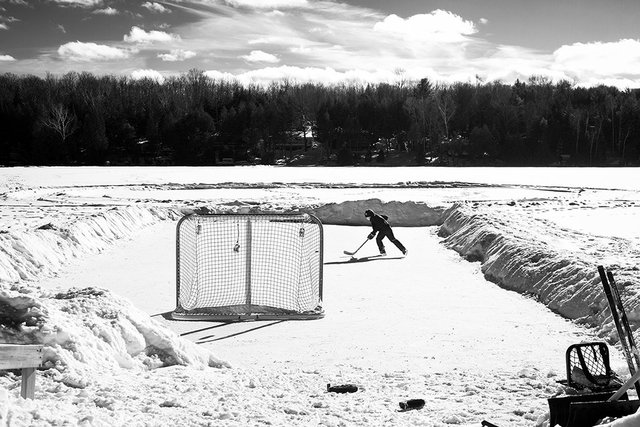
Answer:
[{"left": 364, "top": 209, "right": 407, "bottom": 256}]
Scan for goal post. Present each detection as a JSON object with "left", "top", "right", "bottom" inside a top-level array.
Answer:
[{"left": 172, "top": 213, "right": 324, "bottom": 321}]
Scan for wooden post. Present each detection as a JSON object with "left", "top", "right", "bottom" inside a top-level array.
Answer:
[{"left": 0, "top": 345, "right": 43, "bottom": 399}]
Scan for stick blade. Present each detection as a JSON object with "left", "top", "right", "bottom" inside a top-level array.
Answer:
[{"left": 343, "top": 250, "right": 355, "bottom": 255}]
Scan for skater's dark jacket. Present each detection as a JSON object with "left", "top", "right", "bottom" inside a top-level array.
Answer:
[{"left": 367, "top": 210, "right": 390, "bottom": 234}]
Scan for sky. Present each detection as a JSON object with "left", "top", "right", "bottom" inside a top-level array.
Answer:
[{"left": 1, "top": 0, "right": 640, "bottom": 88}]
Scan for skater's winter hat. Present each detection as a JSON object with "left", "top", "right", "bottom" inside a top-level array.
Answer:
[{"left": 364, "top": 209, "right": 374, "bottom": 217}]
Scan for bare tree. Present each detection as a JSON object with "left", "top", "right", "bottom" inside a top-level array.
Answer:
[
  {"left": 41, "top": 104, "right": 78, "bottom": 144},
  {"left": 434, "top": 85, "right": 456, "bottom": 140},
  {"left": 394, "top": 67, "right": 409, "bottom": 90}
]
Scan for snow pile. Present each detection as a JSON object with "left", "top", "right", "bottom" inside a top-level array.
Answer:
[
  {"left": 438, "top": 202, "right": 640, "bottom": 344},
  {"left": 1, "top": 204, "right": 227, "bottom": 424},
  {"left": 0, "top": 206, "right": 180, "bottom": 282},
  {"left": 0, "top": 284, "right": 226, "bottom": 373},
  {"left": 310, "top": 198, "right": 446, "bottom": 226}
]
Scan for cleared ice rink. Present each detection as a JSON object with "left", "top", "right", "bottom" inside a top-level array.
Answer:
[{"left": 37, "top": 220, "right": 610, "bottom": 375}]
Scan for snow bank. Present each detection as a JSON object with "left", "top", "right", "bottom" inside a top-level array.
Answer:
[
  {"left": 0, "top": 286, "right": 226, "bottom": 375},
  {"left": 437, "top": 202, "right": 639, "bottom": 344},
  {"left": 310, "top": 198, "right": 445, "bottom": 226},
  {"left": 0, "top": 206, "right": 180, "bottom": 282},
  {"left": 0, "top": 204, "right": 227, "bottom": 409}
]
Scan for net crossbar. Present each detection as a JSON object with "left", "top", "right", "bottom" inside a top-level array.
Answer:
[{"left": 172, "top": 213, "right": 324, "bottom": 321}]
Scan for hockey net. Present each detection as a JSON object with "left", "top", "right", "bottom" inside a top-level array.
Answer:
[{"left": 172, "top": 213, "right": 324, "bottom": 321}]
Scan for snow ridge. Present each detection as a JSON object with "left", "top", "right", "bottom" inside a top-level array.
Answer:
[
  {"left": 0, "top": 206, "right": 180, "bottom": 282},
  {"left": 438, "top": 203, "right": 632, "bottom": 344},
  {"left": 0, "top": 205, "right": 227, "bottom": 385},
  {"left": 310, "top": 198, "right": 445, "bottom": 226}
]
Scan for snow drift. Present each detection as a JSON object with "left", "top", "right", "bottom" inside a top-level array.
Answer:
[{"left": 438, "top": 202, "right": 640, "bottom": 344}]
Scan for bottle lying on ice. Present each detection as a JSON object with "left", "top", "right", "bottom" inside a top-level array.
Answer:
[
  {"left": 399, "top": 399, "right": 425, "bottom": 410},
  {"left": 326, "top": 383, "right": 358, "bottom": 393}
]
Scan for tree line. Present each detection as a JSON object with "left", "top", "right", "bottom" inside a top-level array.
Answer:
[{"left": 1, "top": 70, "right": 639, "bottom": 167}]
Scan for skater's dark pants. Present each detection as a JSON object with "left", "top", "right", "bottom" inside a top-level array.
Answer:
[{"left": 376, "top": 227, "right": 406, "bottom": 253}]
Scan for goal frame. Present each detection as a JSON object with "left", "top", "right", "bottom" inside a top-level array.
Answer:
[{"left": 172, "top": 213, "right": 324, "bottom": 321}]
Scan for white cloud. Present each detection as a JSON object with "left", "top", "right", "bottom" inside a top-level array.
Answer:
[
  {"left": 0, "top": 15, "right": 19, "bottom": 24},
  {"left": 57, "top": 24, "right": 66, "bottom": 33},
  {"left": 206, "top": 65, "right": 404, "bottom": 86},
  {"left": 58, "top": 41, "right": 130, "bottom": 61},
  {"left": 374, "top": 10, "right": 477, "bottom": 43},
  {"left": 202, "top": 70, "right": 238, "bottom": 81},
  {"left": 142, "top": 2, "right": 170, "bottom": 13},
  {"left": 124, "top": 26, "right": 179, "bottom": 44},
  {"left": 266, "top": 10, "right": 285, "bottom": 17},
  {"left": 223, "top": 0, "right": 309, "bottom": 9},
  {"left": 248, "top": 37, "right": 279, "bottom": 45},
  {"left": 158, "top": 49, "right": 196, "bottom": 61},
  {"left": 553, "top": 39, "right": 640, "bottom": 78},
  {"left": 0, "top": 54, "right": 16, "bottom": 61},
  {"left": 92, "top": 7, "right": 118, "bottom": 15},
  {"left": 479, "top": 18, "right": 488, "bottom": 25},
  {"left": 130, "top": 69, "right": 165, "bottom": 83},
  {"left": 0, "top": 23, "right": 7, "bottom": 30},
  {"left": 290, "top": 45, "right": 311, "bottom": 54},
  {"left": 49, "top": 0, "right": 103, "bottom": 7},
  {"left": 240, "top": 50, "right": 279, "bottom": 63}
]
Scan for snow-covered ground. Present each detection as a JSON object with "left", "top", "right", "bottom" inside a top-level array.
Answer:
[{"left": 1, "top": 166, "right": 639, "bottom": 427}]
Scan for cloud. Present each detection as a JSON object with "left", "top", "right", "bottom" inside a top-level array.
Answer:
[
  {"left": 158, "top": 49, "right": 196, "bottom": 61},
  {"left": 461, "top": 45, "right": 562, "bottom": 85},
  {"left": 130, "top": 69, "right": 165, "bottom": 83},
  {"left": 0, "top": 23, "right": 7, "bottom": 30},
  {"left": 142, "top": 2, "right": 170, "bottom": 13},
  {"left": 49, "top": 0, "right": 103, "bottom": 7},
  {"left": 479, "top": 18, "right": 488, "bottom": 25},
  {"left": 205, "top": 65, "right": 405, "bottom": 86},
  {"left": 374, "top": 10, "right": 477, "bottom": 43},
  {"left": 248, "top": 37, "right": 280, "bottom": 45},
  {"left": 58, "top": 41, "right": 131, "bottom": 61},
  {"left": 0, "top": 54, "right": 16, "bottom": 61},
  {"left": 240, "top": 50, "right": 279, "bottom": 63},
  {"left": 223, "top": 0, "right": 309, "bottom": 9},
  {"left": 374, "top": 9, "right": 477, "bottom": 43},
  {"left": 124, "top": 26, "right": 179, "bottom": 44},
  {"left": 92, "top": 7, "right": 118, "bottom": 15},
  {"left": 553, "top": 39, "right": 640, "bottom": 78}
]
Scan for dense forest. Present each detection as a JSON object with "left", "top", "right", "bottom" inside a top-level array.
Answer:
[{"left": 1, "top": 70, "right": 639, "bottom": 167}]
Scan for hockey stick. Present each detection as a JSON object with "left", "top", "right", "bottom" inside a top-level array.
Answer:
[
  {"left": 343, "top": 239, "right": 368, "bottom": 256},
  {"left": 607, "top": 269, "right": 640, "bottom": 383},
  {"left": 598, "top": 265, "right": 640, "bottom": 396},
  {"left": 609, "top": 366, "right": 640, "bottom": 402}
]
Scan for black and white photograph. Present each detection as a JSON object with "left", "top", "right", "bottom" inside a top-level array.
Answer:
[{"left": 1, "top": 1, "right": 640, "bottom": 426}]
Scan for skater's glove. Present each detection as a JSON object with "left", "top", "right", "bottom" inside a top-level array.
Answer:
[{"left": 367, "top": 232, "right": 375, "bottom": 239}]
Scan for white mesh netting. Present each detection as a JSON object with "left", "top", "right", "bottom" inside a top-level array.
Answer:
[{"left": 174, "top": 214, "right": 323, "bottom": 319}]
